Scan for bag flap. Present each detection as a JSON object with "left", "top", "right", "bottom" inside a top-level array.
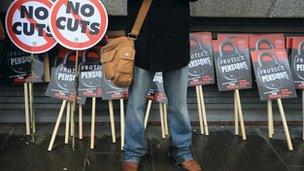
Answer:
[
  {"left": 101, "top": 37, "right": 134, "bottom": 63},
  {"left": 118, "top": 45, "right": 135, "bottom": 60},
  {"left": 101, "top": 36, "right": 128, "bottom": 52},
  {"left": 100, "top": 49, "right": 116, "bottom": 63}
]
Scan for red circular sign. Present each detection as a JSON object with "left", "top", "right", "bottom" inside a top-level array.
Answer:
[
  {"left": 50, "top": 0, "right": 108, "bottom": 50},
  {"left": 5, "top": 0, "right": 57, "bottom": 54}
]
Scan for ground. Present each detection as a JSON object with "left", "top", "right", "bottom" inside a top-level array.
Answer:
[{"left": 0, "top": 123, "right": 304, "bottom": 171}]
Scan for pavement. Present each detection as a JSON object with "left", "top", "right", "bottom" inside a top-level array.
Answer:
[{"left": 0, "top": 123, "right": 304, "bottom": 171}]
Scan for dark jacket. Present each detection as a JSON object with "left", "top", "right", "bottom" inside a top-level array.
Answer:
[{"left": 127, "top": 0, "right": 195, "bottom": 72}]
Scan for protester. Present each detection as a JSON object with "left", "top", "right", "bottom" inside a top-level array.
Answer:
[{"left": 123, "top": 0, "right": 201, "bottom": 171}]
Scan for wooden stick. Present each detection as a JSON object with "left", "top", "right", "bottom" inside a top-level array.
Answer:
[
  {"left": 70, "top": 102, "right": 75, "bottom": 150},
  {"left": 70, "top": 50, "right": 80, "bottom": 150},
  {"left": 163, "top": 103, "right": 169, "bottom": 136},
  {"left": 199, "top": 85, "right": 209, "bottom": 135},
  {"left": 120, "top": 99, "right": 125, "bottom": 150},
  {"left": 108, "top": 100, "right": 116, "bottom": 143},
  {"left": 267, "top": 100, "right": 273, "bottom": 138},
  {"left": 234, "top": 91, "right": 239, "bottom": 136},
  {"left": 277, "top": 99, "right": 293, "bottom": 150},
  {"left": 270, "top": 100, "right": 274, "bottom": 135},
  {"left": 29, "top": 83, "right": 36, "bottom": 133},
  {"left": 43, "top": 53, "right": 51, "bottom": 82},
  {"left": 235, "top": 89, "right": 246, "bottom": 140},
  {"left": 70, "top": 102, "right": 74, "bottom": 136},
  {"left": 303, "top": 90, "right": 304, "bottom": 141},
  {"left": 90, "top": 97, "right": 96, "bottom": 149},
  {"left": 159, "top": 103, "right": 166, "bottom": 139},
  {"left": 24, "top": 83, "right": 30, "bottom": 135},
  {"left": 29, "top": 53, "right": 36, "bottom": 134},
  {"left": 65, "top": 102, "right": 71, "bottom": 144},
  {"left": 195, "top": 86, "right": 204, "bottom": 135},
  {"left": 48, "top": 100, "right": 67, "bottom": 151},
  {"left": 144, "top": 100, "right": 153, "bottom": 129},
  {"left": 79, "top": 104, "right": 83, "bottom": 140}
]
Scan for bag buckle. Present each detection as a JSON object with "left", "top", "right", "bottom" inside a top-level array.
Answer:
[{"left": 128, "top": 33, "right": 138, "bottom": 40}]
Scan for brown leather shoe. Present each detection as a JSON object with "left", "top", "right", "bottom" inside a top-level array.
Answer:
[
  {"left": 123, "top": 161, "right": 139, "bottom": 171},
  {"left": 180, "top": 160, "right": 202, "bottom": 171}
]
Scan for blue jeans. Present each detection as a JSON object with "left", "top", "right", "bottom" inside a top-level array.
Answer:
[{"left": 123, "top": 66, "right": 193, "bottom": 165}]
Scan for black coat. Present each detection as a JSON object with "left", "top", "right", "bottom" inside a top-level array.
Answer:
[{"left": 127, "top": 0, "right": 195, "bottom": 72}]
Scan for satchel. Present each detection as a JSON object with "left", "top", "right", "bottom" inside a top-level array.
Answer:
[{"left": 100, "top": 0, "right": 152, "bottom": 87}]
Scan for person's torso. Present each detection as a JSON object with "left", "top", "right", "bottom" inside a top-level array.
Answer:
[{"left": 127, "top": 0, "right": 191, "bottom": 72}]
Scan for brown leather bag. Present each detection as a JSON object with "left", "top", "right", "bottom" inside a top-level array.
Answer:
[{"left": 101, "top": 0, "right": 152, "bottom": 87}]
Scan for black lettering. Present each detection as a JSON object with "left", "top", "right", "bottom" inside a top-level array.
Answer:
[
  {"left": 67, "top": 18, "right": 79, "bottom": 31},
  {"left": 36, "top": 23, "right": 45, "bottom": 36},
  {"left": 56, "top": 17, "right": 66, "bottom": 29},
  {"left": 80, "top": 20, "right": 90, "bottom": 33},
  {"left": 23, "top": 23, "right": 35, "bottom": 35},
  {"left": 46, "top": 26, "right": 52, "bottom": 37},
  {"left": 20, "top": 5, "right": 33, "bottom": 19},
  {"left": 81, "top": 4, "right": 94, "bottom": 17},
  {"left": 35, "top": 7, "right": 48, "bottom": 20},
  {"left": 13, "top": 22, "right": 22, "bottom": 35},
  {"left": 66, "top": 1, "right": 80, "bottom": 15},
  {"left": 90, "top": 22, "right": 100, "bottom": 35}
]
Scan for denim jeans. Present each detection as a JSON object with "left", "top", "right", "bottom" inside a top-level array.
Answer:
[{"left": 123, "top": 66, "right": 193, "bottom": 165}]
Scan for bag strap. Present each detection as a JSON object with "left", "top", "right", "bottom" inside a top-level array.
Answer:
[{"left": 129, "top": 0, "right": 152, "bottom": 39}]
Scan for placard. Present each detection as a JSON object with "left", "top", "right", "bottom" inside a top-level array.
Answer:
[
  {"left": 290, "top": 37, "right": 304, "bottom": 89},
  {"left": 78, "top": 47, "right": 103, "bottom": 97},
  {"left": 45, "top": 48, "right": 88, "bottom": 104},
  {"left": 286, "top": 36, "right": 295, "bottom": 58},
  {"left": 251, "top": 49, "right": 297, "bottom": 100},
  {"left": 249, "top": 34, "right": 285, "bottom": 51},
  {"left": 5, "top": 0, "right": 57, "bottom": 54},
  {"left": 217, "top": 33, "right": 248, "bottom": 40},
  {"left": 188, "top": 32, "right": 215, "bottom": 87},
  {"left": 101, "top": 73, "right": 128, "bottom": 100},
  {"left": 149, "top": 72, "right": 167, "bottom": 104},
  {"left": 50, "top": 0, "right": 108, "bottom": 50},
  {"left": 213, "top": 36, "right": 252, "bottom": 91},
  {"left": 6, "top": 47, "right": 45, "bottom": 83}
]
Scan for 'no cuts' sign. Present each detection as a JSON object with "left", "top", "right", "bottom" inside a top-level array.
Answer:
[
  {"left": 5, "top": 0, "right": 57, "bottom": 54},
  {"left": 50, "top": 0, "right": 108, "bottom": 50}
]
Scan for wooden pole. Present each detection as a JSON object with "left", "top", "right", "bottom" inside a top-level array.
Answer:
[
  {"left": 199, "top": 85, "right": 209, "bottom": 135},
  {"left": 235, "top": 89, "right": 246, "bottom": 140},
  {"left": 29, "top": 82, "right": 36, "bottom": 134},
  {"left": 70, "top": 50, "right": 79, "bottom": 150},
  {"left": 65, "top": 102, "right": 71, "bottom": 144},
  {"left": 24, "top": 83, "right": 30, "bottom": 135},
  {"left": 267, "top": 100, "right": 273, "bottom": 138},
  {"left": 48, "top": 100, "right": 67, "bottom": 151},
  {"left": 159, "top": 103, "right": 166, "bottom": 139},
  {"left": 29, "top": 52, "right": 36, "bottom": 134},
  {"left": 277, "top": 99, "right": 293, "bottom": 150},
  {"left": 144, "top": 100, "right": 153, "bottom": 129},
  {"left": 195, "top": 86, "right": 204, "bottom": 135},
  {"left": 70, "top": 102, "right": 75, "bottom": 137},
  {"left": 108, "top": 100, "right": 116, "bottom": 143},
  {"left": 120, "top": 99, "right": 125, "bottom": 150},
  {"left": 163, "top": 103, "right": 169, "bottom": 136},
  {"left": 303, "top": 90, "right": 304, "bottom": 141},
  {"left": 79, "top": 104, "right": 83, "bottom": 140},
  {"left": 234, "top": 91, "right": 239, "bottom": 136},
  {"left": 43, "top": 53, "right": 51, "bottom": 82},
  {"left": 90, "top": 97, "right": 96, "bottom": 149}
]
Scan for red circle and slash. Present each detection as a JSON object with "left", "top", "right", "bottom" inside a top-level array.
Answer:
[
  {"left": 5, "top": 0, "right": 57, "bottom": 54},
  {"left": 50, "top": 0, "right": 108, "bottom": 50}
]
